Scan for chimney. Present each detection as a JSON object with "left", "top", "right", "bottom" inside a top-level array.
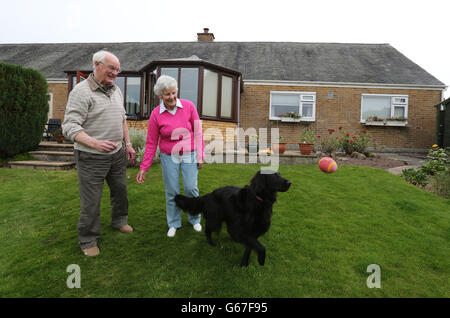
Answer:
[{"left": 197, "top": 28, "right": 215, "bottom": 42}]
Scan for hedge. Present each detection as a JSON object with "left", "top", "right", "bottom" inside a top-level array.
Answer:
[{"left": 0, "top": 63, "right": 49, "bottom": 158}]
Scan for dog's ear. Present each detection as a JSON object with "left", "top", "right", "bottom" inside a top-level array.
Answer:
[{"left": 250, "top": 171, "right": 265, "bottom": 194}]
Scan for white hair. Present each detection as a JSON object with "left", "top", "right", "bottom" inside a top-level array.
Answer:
[
  {"left": 92, "top": 50, "right": 118, "bottom": 71},
  {"left": 154, "top": 75, "right": 178, "bottom": 96}
]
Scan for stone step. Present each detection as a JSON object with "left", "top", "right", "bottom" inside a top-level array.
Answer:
[
  {"left": 29, "top": 150, "right": 75, "bottom": 162},
  {"left": 38, "top": 141, "right": 74, "bottom": 152},
  {"left": 9, "top": 160, "right": 75, "bottom": 170}
]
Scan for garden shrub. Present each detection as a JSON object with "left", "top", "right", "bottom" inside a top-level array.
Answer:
[
  {"left": 402, "top": 145, "right": 450, "bottom": 198},
  {"left": 125, "top": 127, "right": 158, "bottom": 167},
  {"left": 402, "top": 167, "right": 429, "bottom": 187},
  {"left": 318, "top": 130, "right": 341, "bottom": 156},
  {"left": 338, "top": 128, "right": 373, "bottom": 155},
  {"left": 0, "top": 63, "right": 49, "bottom": 158},
  {"left": 426, "top": 170, "right": 450, "bottom": 199},
  {"left": 421, "top": 146, "right": 449, "bottom": 176},
  {"left": 318, "top": 127, "right": 375, "bottom": 156}
]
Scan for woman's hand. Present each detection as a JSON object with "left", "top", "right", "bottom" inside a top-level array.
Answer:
[{"left": 136, "top": 169, "right": 147, "bottom": 184}]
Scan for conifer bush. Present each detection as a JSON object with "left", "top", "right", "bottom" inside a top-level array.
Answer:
[{"left": 0, "top": 63, "right": 49, "bottom": 158}]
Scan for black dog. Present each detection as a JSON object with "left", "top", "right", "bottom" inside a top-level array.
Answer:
[{"left": 175, "top": 170, "right": 291, "bottom": 266}]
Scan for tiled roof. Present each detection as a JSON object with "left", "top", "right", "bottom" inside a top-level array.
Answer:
[{"left": 0, "top": 42, "right": 445, "bottom": 87}]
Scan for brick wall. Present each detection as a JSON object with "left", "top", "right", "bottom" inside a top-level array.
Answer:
[
  {"left": 50, "top": 81, "right": 442, "bottom": 150},
  {"left": 240, "top": 84, "right": 442, "bottom": 150}
]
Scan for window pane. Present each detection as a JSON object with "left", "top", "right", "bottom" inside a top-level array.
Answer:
[
  {"left": 362, "top": 96, "right": 391, "bottom": 120},
  {"left": 392, "top": 97, "right": 407, "bottom": 104},
  {"left": 272, "top": 105, "right": 299, "bottom": 117},
  {"left": 126, "top": 77, "right": 141, "bottom": 115},
  {"left": 115, "top": 77, "right": 125, "bottom": 95},
  {"left": 202, "top": 69, "right": 218, "bottom": 117},
  {"left": 302, "top": 103, "right": 313, "bottom": 118},
  {"left": 161, "top": 68, "right": 178, "bottom": 82},
  {"left": 301, "top": 95, "right": 315, "bottom": 101},
  {"left": 394, "top": 106, "right": 405, "bottom": 118},
  {"left": 271, "top": 94, "right": 299, "bottom": 117},
  {"left": 271, "top": 94, "right": 299, "bottom": 106},
  {"left": 180, "top": 68, "right": 198, "bottom": 107},
  {"left": 221, "top": 76, "right": 233, "bottom": 118}
]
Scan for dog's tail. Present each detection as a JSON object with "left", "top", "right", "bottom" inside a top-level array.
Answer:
[{"left": 175, "top": 194, "right": 204, "bottom": 216}]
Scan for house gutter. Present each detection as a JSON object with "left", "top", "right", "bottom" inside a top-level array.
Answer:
[{"left": 244, "top": 79, "right": 447, "bottom": 91}]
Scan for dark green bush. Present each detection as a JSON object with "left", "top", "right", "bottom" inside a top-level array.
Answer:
[
  {"left": 0, "top": 63, "right": 49, "bottom": 158},
  {"left": 401, "top": 168, "right": 429, "bottom": 187}
]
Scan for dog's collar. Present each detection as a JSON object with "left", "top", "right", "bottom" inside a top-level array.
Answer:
[{"left": 255, "top": 195, "right": 264, "bottom": 201}]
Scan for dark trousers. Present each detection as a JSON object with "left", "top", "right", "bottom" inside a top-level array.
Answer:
[{"left": 74, "top": 148, "right": 129, "bottom": 249}]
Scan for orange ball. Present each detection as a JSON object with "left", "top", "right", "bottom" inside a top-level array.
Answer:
[{"left": 319, "top": 157, "right": 338, "bottom": 173}]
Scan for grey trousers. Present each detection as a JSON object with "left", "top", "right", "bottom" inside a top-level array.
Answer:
[{"left": 74, "top": 148, "right": 129, "bottom": 249}]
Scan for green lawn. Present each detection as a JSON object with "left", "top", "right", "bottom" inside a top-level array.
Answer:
[{"left": 0, "top": 164, "right": 448, "bottom": 297}]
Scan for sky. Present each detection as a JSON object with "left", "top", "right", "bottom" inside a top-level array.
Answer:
[{"left": 0, "top": 0, "right": 449, "bottom": 98}]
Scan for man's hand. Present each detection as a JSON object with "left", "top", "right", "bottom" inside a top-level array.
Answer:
[
  {"left": 74, "top": 131, "right": 118, "bottom": 153},
  {"left": 126, "top": 144, "right": 136, "bottom": 164},
  {"left": 95, "top": 140, "right": 118, "bottom": 153}
]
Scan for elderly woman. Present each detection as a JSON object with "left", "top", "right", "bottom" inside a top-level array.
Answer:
[{"left": 136, "top": 75, "right": 204, "bottom": 237}]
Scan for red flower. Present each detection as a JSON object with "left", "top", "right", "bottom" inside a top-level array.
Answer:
[
  {"left": 352, "top": 136, "right": 357, "bottom": 139},
  {"left": 346, "top": 133, "right": 350, "bottom": 136},
  {"left": 317, "top": 135, "right": 321, "bottom": 138},
  {"left": 339, "top": 126, "right": 343, "bottom": 130},
  {"left": 362, "top": 130, "right": 367, "bottom": 134}
]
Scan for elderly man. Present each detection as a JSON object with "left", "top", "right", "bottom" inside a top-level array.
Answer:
[{"left": 62, "top": 50, "right": 135, "bottom": 257}]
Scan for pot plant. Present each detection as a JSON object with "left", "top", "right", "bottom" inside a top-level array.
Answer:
[
  {"left": 365, "top": 115, "right": 385, "bottom": 126},
  {"left": 247, "top": 134, "right": 259, "bottom": 154},
  {"left": 272, "top": 136, "right": 286, "bottom": 154},
  {"left": 280, "top": 112, "right": 302, "bottom": 122},
  {"left": 298, "top": 128, "right": 316, "bottom": 155},
  {"left": 51, "top": 127, "right": 65, "bottom": 143},
  {"left": 386, "top": 116, "right": 408, "bottom": 126}
]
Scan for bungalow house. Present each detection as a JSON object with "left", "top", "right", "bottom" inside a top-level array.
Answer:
[{"left": 0, "top": 28, "right": 446, "bottom": 151}]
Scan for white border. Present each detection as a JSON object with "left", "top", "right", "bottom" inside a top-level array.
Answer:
[
  {"left": 269, "top": 91, "right": 316, "bottom": 121},
  {"left": 360, "top": 93, "right": 409, "bottom": 123},
  {"left": 244, "top": 79, "right": 446, "bottom": 91}
]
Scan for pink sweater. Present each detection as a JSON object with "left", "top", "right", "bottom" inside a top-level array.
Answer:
[{"left": 140, "top": 99, "right": 204, "bottom": 171}]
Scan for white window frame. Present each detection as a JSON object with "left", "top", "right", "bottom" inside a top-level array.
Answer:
[
  {"left": 269, "top": 91, "right": 316, "bottom": 121},
  {"left": 391, "top": 96, "right": 408, "bottom": 119},
  {"left": 360, "top": 94, "right": 408, "bottom": 123},
  {"left": 47, "top": 92, "right": 53, "bottom": 120}
]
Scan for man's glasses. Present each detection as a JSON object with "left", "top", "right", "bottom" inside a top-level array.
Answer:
[{"left": 98, "top": 62, "right": 122, "bottom": 74}]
